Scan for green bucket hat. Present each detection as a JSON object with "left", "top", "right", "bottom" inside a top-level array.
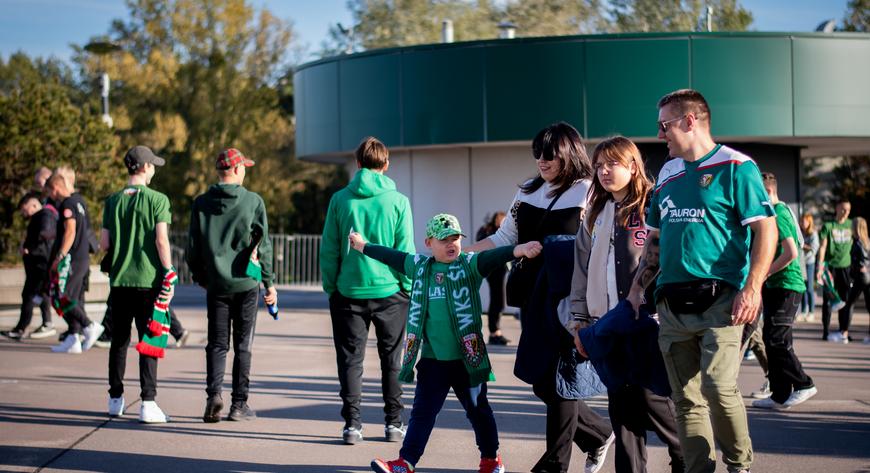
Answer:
[{"left": 426, "top": 213, "right": 465, "bottom": 240}]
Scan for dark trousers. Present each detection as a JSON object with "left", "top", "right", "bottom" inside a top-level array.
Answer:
[
  {"left": 486, "top": 266, "right": 506, "bottom": 333},
  {"left": 108, "top": 287, "right": 160, "bottom": 401},
  {"left": 329, "top": 291, "right": 407, "bottom": 429},
  {"left": 400, "top": 358, "right": 499, "bottom": 465},
  {"left": 761, "top": 287, "right": 814, "bottom": 404},
  {"left": 607, "top": 385, "right": 684, "bottom": 473},
  {"left": 103, "top": 294, "right": 184, "bottom": 340},
  {"left": 531, "top": 372, "right": 613, "bottom": 472},
  {"left": 61, "top": 262, "right": 92, "bottom": 334},
  {"left": 844, "top": 278, "right": 870, "bottom": 334},
  {"left": 822, "top": 266, "right": 851, "bottom": 338},
  {"left": 15, "top": 262, "right": 52, "bottom": 331},
  {"left": 206, "top": 288, "right": 259, "bottom": 405}
]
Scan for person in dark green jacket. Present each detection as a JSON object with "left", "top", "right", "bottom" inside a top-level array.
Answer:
[
  {"left": 187, "top": 148, "right": 276, "bottom": 423},
  {"left": 319, "top": 136, "right": 415, "bottom": 445}
]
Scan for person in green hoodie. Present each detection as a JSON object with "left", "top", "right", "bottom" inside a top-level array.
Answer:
[
  {"left": 320, "top": 136, "right": 415, "bottom": 445},
  {"left": 187, "top": 148, "right": 276, "bottom": 423}
]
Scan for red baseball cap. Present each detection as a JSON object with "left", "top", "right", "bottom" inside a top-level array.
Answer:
[{"left": 216, "top": 148, "right": 255, "bottom": 170}]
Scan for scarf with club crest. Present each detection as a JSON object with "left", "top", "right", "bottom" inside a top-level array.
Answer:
[
  {"left": 399, "top": 253, "right": 494, "bottom": 387},
  {"left": 50, "top": 254, "right": 77, "bottom": 316},
  {"left": 135, "top": 267, "right": 179, "bottom": 358}
]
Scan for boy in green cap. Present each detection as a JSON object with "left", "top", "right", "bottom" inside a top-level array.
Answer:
[{"left": 350, "top": 213, "right": 542, "bottom": 473}]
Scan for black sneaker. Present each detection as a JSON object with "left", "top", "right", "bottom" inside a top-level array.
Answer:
[
  {"left": 488, "top": 334, "right": 510, "bottom": 345},
  {"left": 227, "top": 403, "right": 256, "bottom": 421},
  {"left": 203, "top": 396, "right": 223, "bottom": 423},
  {"left": 0, "top": 330, "right": 24, "bottom": 340}
]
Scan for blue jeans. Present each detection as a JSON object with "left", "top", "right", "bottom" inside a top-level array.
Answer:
[
  {"left": 801, "top": 263, "right": 816, "bottom": 313},
  {"left": 400, "top": 358, "right": 499, "bottom": 465}
]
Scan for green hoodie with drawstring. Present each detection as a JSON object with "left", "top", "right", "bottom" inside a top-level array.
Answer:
[
  {"left": 187, "top": 183, "right": 274, "bottom": 293},
  {"left": 320, "top": 168, "right": 414, "bottom": 299}
]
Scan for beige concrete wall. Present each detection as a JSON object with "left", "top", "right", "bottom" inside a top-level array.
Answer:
[{"left": 0, "top": 266, "right": 109, "bottom": 308}]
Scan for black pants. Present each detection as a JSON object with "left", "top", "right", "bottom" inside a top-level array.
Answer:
[
  {"left": 607, "top": 385, "right": 684, "bottom": 473},
  {"left": 761, "top": 287, "right": 814, "bottom": 404},
  {"left": 486, "top": 266, "right": 506, "bottom": 333},
  {"left": 329, "top": 291, "right": 408, "bottom": 429},
  {"left": 822, "top": 266, "right": 851, "bottom": 338},
  {"left": 844, "top": 277, "right": 870, "bottom": 334},
  {"left": 206, "top": 288, "right": 259, "bottom": 405},
  {"left": 15, "top": 262, "right": 52, "bottom": 332},
  {"left": 102, "top": 294, "right": 184, "bottom": 340},
  {"left": 531, "top": 371, "right": 613, "bottom": 473},
  {"left": 400, "top": 358, "right": 499, "bottom": 465},
  {"left": 108, "top": 287, "right": 160, "bottom": 401},
  {"left": 61, "top": 261, "right": 92, "bottom": 334}
]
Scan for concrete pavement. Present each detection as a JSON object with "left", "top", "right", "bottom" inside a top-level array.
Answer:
[{"left": 0, "top": 285, "right": 868, "bottom": 472}]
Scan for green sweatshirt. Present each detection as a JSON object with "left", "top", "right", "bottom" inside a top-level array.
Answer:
[
  {"left": 187, "top": 183, "right": 273, "bottom": 293},
  {"left": 320, "top": 168, "right": 414, "bottom": 298}
]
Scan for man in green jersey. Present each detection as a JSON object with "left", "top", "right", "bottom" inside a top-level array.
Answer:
[
  {"left": 752, "top": 172, "right": 816, "bottom": 410},
  {"left": 628, "top": 89, "right": 777, "bottom": 473},
  {"left": 816, "top": 200, "right": 853, "bottom": 342},
  {"left": 102, "top": 146, "right": 175, "bottom": 423}
]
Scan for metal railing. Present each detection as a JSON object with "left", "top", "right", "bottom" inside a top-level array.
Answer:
[{"left": 169, "top": 232, "right": 322, "bottom": 286}]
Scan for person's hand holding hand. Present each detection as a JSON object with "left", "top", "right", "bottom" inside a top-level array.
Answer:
[
  {"left": 514, "top": 241, "right": 542, "bottom": 259},
  {"left": 348, "top": 231, "right": 367, "bottom": 252}
]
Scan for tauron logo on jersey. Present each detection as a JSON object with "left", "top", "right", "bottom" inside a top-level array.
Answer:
[
  {"left": 661, "top": 194, "right": 706, "bottom": 224},
  {"left": 699, "top": 174, "right": 713, "bottom": 188}
]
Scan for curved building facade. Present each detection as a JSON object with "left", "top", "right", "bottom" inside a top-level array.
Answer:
[{"left": 295, "top": 32, "right": 870, "bottom": 241}]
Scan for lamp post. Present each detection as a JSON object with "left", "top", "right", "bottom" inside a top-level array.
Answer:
[
  {"left": 84, "top": 41, "right": 121, "bottom": 128},
  {"left": 498, "top": 21, "right": 517, "bottom": 39}
]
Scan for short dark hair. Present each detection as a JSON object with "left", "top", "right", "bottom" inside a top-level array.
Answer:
[
  {"left": 18, "top": 192, "right": 41, "bottom": 208},
  {"left": 658, "top": 89, "right": 712, "bottom": 126},
  {"left": 355, "top": 136, "right": 389, "bottom": 170}
]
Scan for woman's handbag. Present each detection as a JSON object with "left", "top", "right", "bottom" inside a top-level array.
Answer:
[{"left": 505, "top": 191, "right": 565, "bottom": 307}]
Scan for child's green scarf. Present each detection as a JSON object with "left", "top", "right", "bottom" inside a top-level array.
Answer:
[
  {"left": 136, "top": 267, "right": 178, "bottom": 359},
  {"left": 399, "top": 253, "right": 494, "bottom": 387}
]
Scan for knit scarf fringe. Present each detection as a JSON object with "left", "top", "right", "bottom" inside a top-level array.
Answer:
[{"left": 136, "top": 268, "right": 178, "bottom": 359}]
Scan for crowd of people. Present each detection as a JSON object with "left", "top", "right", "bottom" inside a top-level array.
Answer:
[{"left": 2, "top": 87, "right": 868, "bottom": 473}]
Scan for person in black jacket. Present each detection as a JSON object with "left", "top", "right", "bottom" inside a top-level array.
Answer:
[
  {"left": 2, "top": 193, "right": 57, "bottom": 340},
  {"left": 845, "top": 217, "right": 870, "bottom": 344}
]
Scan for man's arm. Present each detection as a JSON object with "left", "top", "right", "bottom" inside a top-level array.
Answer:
[
  {"left": 52, "top": 217, "right": 76, "bottom": 270},
  {"left": 155, "top": 221, "right": 174, "bottom": 301},
  {"left": 318, "top": 199, "right": 340, "bottom": 295},
  {"left": 732, "top": 216, "right": 776, "bottom": 325},
  {"left": 816, "top": 233, "right": 828, "bottom": 284},
  {"left": 767, "top": 237, "right": 798, "bottom": 277}
]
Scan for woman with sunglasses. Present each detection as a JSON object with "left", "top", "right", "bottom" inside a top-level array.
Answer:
[{"left": 467, "top": 122, "right": 614, "bottom": 473}]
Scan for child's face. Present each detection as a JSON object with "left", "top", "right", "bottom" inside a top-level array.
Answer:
[
  {"left": 19, "top": 199, "right": 40, "bottom": 219},
  {"left": 426, "top": 234, "right": 462, "bottom": 263},
  {"left": 595, "top": 155, "right": 634, "bottom": 196}
]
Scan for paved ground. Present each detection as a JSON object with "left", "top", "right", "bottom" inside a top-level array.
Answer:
[{"left": 0, "top": 285, "right": 868, "bottom": 473}]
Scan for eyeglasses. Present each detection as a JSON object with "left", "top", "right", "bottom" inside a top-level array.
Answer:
[{"left": 657, "top": 115, "right": 687, "bottom": 133}]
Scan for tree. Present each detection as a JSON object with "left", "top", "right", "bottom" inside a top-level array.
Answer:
[
  {"left": 0, "top": 53, "right": 120, "bottom": 264},
  {"left": 842, "top": 0, "right": 869, "bottom": 32},
  {"left": 502, "top": 0, "right": 609, "bottom": 37},
  {"left": 610, "top": 0, "right": 753, "bottom": 32},
  {"left": 74, "top": 0, "right": 341, "bottom": 235}
]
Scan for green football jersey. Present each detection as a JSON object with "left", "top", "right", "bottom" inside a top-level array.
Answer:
[
  {"left": 766, "top": 202, "right": 806, "bottom": 292},
  {"left": 647, "top": 144, "right": 775, "bottom": 290},
  {"left": 819, "top": 220, "right": 853, "bottom": 269}
]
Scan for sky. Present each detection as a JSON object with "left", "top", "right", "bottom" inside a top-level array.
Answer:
[{"left": 0, "top": 0, "right": 851, "bottom": 66}]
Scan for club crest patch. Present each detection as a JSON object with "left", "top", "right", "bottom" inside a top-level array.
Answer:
[
  {"left": 402, "top": 333, "right": 418, "bottom": 366},
  {"left": 699, "top": 174, "right": 713, "bottom": 188},
  {"left": 462, "top": 333, "right": 483, "bottom": 367},
  {"left": 435, "top": 272, "right": 444, "bottom": 284}
]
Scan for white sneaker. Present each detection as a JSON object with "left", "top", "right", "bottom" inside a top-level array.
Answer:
[
  {"left": 752, "top": 397, "right": 788, "bottom": 410},
  {"left": 784, "top": 386, "right": 818, "bottom": 407},
  {"left": 82, "top": 323, "right": 105, "bottom": 351},
  {"left": 863, "top": 336, "right": 870, "bottom": 345},
  {"left": 108, "top": 396, "right": 125, "bottom": 417},
  {"left": 827, "top": 332, "right": 845, "bottom": 343},
  {"left": 51, "top": 334, "right": 82, "bottom": 354},
  {"left": 29, "top": 324, "right": 57, "bottom": 339},
  {"left": 585, "top": 432, "right": 615, "bottom": 473},
  {"left": 750, "top": 380, "right": 771, "bottom": 399},
  {"left": 805, "top": 313, "right": 816, "bottom": 322},
  {"left": 139, "top": 400, "right": 169, "bottom": 423}
]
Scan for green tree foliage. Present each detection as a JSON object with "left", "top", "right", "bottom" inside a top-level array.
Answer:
[
  {"left": 502, "top": 0, "right": 609, "bottom": 36},
  {"left": 830, "top": 156, "right": 870, "bottom": 221},
  {"left": 0, "top": 54, "right": 121, "bottom": 264},
  {"left": 610, "top": 0, "right": 753, "bottom": 32},
  {"left": 75, "top": 0, "right": 341, "bottom": 235},
  {"left": 842, "top": 0, "right": 869, "bottom": 32}
]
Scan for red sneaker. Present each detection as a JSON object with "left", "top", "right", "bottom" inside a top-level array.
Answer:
[
  {"left": 479, "top": 455, "right": 505, "bottom": 473},
  {"left": 371, "top": 457, "right": 414, "bottom": 473}
]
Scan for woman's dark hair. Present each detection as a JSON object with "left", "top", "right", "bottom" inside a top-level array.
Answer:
[{"left": 521, "top": 122, "right": 593, "bottom": 197}]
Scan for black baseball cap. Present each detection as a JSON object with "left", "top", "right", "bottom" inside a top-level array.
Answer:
[{"left": 124, "top": 146, "right": 166, "bottom": 172}]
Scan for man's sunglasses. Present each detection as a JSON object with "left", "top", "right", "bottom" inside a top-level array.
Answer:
[{"left": 657, "top": 115, "right": 687, "bottom": 133}]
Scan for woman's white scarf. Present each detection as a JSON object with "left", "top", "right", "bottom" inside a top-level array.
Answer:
[{"left": 587, "top": 200, "right": 619, "bottom": 318}]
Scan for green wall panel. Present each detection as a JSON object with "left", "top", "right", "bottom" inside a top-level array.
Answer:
[
  {"left": 401, "top": 46, "right": 485, "bottom": 146},
  {"left": 485, "top": 40, "right": 585, "bottom": 142},
  {"left": 793, "top": 37, "right": 870, "bottom": 137},
  {"left": 339, "top": 53, "right": 402, "bottom": 150},
  {"left": 692, "top": 37, "right": 793, "bottom": 137},
  {"left": 295, "top": 62, "right": 340, "bottom": 156},
  {"left": 586, "top": 38, "right": 690, "bottom": 138}
]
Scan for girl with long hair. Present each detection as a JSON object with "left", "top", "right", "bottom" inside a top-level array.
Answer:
[
  {"left": 799, "top": 213, "right": 819, "bottom": 321},
  {"left": 570, "top": 136, "right": 684, "bottom": 473}
]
